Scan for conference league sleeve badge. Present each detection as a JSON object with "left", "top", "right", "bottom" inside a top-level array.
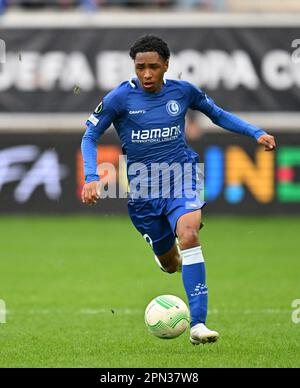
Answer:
[
  {"left": 94, "top": 101, "right": 103, "bottom": 114},
  {"left": 87, "top": 100, "right": 103, "bottom": 127}
]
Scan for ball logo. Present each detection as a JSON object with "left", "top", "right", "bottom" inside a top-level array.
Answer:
[{"left": 166, "top": 100, "right": 181, "bottom": 116}]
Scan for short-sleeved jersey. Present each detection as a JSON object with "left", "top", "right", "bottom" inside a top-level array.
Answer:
[{"left": 82, "top": 78, "right": 266, "bottom": 185}]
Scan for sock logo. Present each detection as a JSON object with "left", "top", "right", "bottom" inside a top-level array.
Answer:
[{"left": 191, "top": 283, "right": 208, "bottom": 297}]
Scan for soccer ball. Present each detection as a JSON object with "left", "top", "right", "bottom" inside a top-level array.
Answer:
[{"left": 144, "top": 295, "right": 190, "bottom": 339}]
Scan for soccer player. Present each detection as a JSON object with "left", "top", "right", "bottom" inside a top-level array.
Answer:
[{"left": 81, "top": 35, "right": 276, "bottom": 345}]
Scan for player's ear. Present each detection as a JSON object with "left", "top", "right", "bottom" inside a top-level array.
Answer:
[{"left": 164, "top": 60, "right": 169, "bottom": 72}]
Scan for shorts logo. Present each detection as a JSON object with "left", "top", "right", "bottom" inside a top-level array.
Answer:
[
  {"left": 166, "top": 100, "right": 181, "bottom": 116},
  {"left": 143, "top": 234, "right": 153, "bottom": 248},
  {"left": 187, "top": 203, "right": 198, "bottom": 208}
]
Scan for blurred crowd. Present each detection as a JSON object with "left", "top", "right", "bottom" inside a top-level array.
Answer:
[
  {"left": 0, "top": 0, "right": 225, "bottom": 12},
  {"left": 0, "top": 0, "right": 299, "bottom": 14}
]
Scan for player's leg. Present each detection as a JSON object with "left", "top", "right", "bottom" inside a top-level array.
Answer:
[
  {"left": 155, "top": 242, "right": 181, "bottom": 273},
  {"left": 176, "top": 210, "right": 219, "bottom": 344},
  {"left": 176, "top": 210, "right": 208, "bottom": 327},
  {"left": 128, "top": 199, "right": 179, "bottom": 273},
  {"left": 155, "top": 223, "right": 203, "bottom": 273},
  {"left": 176, "top": 209, "right": 202, "bottom": 250}
]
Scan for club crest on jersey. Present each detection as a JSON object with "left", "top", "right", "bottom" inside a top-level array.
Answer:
[{"left": 166, "top": 100, "right": 181, "bottom": 116}]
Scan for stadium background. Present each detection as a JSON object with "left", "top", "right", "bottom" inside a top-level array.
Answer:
[{"left": 0, "top": 0, "right": 300, "bottom": 368}]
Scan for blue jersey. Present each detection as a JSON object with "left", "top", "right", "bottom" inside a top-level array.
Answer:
[{"left": 81, "top": 78, "right": 266, "bottom": 186}]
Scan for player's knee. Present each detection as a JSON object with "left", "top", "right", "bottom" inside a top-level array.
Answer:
[{"left": 178, "top": 228, "right": 199, "bottom": 249}]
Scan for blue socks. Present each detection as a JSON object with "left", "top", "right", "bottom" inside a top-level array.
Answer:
[{"left": 181, "top": 246, "right": 208, "bottom": 327}]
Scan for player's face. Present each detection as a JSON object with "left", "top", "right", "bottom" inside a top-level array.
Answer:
[{"left": 134, "top": 52, "right": 169, "bottom": 93}]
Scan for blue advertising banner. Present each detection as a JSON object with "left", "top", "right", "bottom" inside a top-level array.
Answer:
[{"left": 0, "top": 131, "right": 299, "bottom": 215}]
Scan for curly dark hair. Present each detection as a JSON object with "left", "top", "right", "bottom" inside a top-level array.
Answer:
[{"left": 129, "top": 35, "right": 170, "bottom": 61}]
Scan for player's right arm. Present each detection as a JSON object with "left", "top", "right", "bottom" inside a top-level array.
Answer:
[{"left": 81, "top": 89, "right": 121, "bottom": 205}]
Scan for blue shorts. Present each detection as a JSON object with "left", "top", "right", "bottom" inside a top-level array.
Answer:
[{"left": 128, "top": 196, "right": 206, "bottom": 256}]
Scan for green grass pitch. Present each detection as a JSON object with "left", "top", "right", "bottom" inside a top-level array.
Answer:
[{"left": 0, "top": 215, "right": 299, "bottom": 368}]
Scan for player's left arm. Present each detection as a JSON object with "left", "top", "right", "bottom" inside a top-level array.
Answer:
[
  {"left": 256, "top": 133, "right": 276, "bottom": 152},
  {"left": 206, "top": 103, "right": 276, "bottom": 151},
  {"left": 188, "top": 83, "right": 276, "bottom": 151}
]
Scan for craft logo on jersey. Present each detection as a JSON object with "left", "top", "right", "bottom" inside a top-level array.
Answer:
[{"left": 166, "top": 100, "right": 181, "bottom": 116}]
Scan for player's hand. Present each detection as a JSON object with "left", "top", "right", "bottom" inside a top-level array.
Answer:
[
  {"left": 257, "top": 134, "right": 276, "bottom": 151},
  {"left": 81, "top": 181, "right": 100, "bottom": 205}
]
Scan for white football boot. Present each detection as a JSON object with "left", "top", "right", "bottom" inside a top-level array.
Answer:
[{"left": 190, "top": 323, "right": 220, "bottom": 345}]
